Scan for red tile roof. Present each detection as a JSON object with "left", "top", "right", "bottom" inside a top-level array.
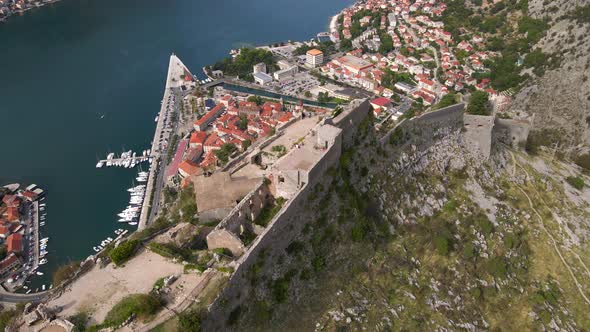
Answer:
[
  {"left": 199, "top": 151, "right": 218, "bottom": 169},
  {"left": 190, "top": 131, "right": 208, "bottom": 146},
  {"left": 6, "top": 207, "right": 18, "bottom": 222},
  {"left": 203, "top": 133, "right": 224, "bottom": 150},
  {"left": 178, "top": 160, "right": 202, "bottom": 177},
  {"left": 194, "top": 104, "right": 225, "bottom": 127},
  {"left": 6, "top": 233, "right": 22, "bottom": 253},
  {"left": 371, "top": 97, "right": 392, "bottom": 107}
]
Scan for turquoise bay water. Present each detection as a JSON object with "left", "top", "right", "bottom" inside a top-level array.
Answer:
[{"left": 0, "top": 0, "right": 351, "bottom": 287}]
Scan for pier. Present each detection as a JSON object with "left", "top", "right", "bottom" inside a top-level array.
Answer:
[
  {"left": 138, "top": 54, "right": 191, "bottom": 230},
  {"left": 96, "top": 156, "right": 149, "bottom": 168}
]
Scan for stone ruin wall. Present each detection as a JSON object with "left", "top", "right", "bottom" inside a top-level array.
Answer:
[
  {"left": 201, "top": 99, "right": 369, "bottom": 331},
  {"left": 206, "top": 180, "right": 271, "bottom": 257}
]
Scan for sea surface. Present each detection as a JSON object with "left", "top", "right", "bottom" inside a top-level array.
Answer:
[{"left": 0, "top": 0, "right": 351, "bottom": 287}]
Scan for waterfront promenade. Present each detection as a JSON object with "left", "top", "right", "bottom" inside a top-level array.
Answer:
[{"left": 138, "top": 54, "right": 192, "bottom": 230}]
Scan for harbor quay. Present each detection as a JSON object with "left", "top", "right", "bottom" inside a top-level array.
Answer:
[{"left": 138, "top": 54, "right": 194, "bottom": 230}]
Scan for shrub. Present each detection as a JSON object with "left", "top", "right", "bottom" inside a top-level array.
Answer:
[
  {"left": 214, "top": 143, "right": 237, "bottom": 164},
  {"left": 466, "top": 91, "right": 490, "bottom": 115},
  {"left": 566, "top": 176, "right": 585, "bottom": 190},
  {"left": 272, "top": 278, "right": 290, "bottom": 303},
  {"left": 476, "top": 216, "right": 494, "bottom": 237},
  {"left": 109, "top": 240, "right": 140, "bottom": 266},
  {"left": 253, "top": 197, "right": 286, "bottom": 227},
  {"left": 212, "top": 248, "right": 232, "bottom": 256},
  {"left": 52, "top": 261, "right": 81, "bottom": 286},
  {"left": 103, "top": 294, "right": 163, "bottom": 327},
  {"left": 434, "top": 93, "right": 459, "bottom": 110},
  {"left": 178, "top": 309, "right": 202, "bottom": 332},
  {"left": 184, "top": 263, "right": 206, "bottom": 273},
  {"left": 575, "top": 153, "right": 590, "bottom": 171},
  {"left": 68, "top": 312, "right": 89, "bottom": 331},
  {"left": 253, "top": 301, "right": 272, "bottom": 323},
  {"left": 0, "top": 310, "right": 16, "bottom": 331},
  {"left": 463, "top": 242, "right": 476, "bottom": 259},
  {"left": 435, "top": 235, "right": 450, "bottom": 256},
  {"left": 486, "top": 257, "right": 508, "bottom": 278}
]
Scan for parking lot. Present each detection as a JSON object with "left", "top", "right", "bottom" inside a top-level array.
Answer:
[{"left": 273, "top": 72, "right": 322, "bottom": 99}]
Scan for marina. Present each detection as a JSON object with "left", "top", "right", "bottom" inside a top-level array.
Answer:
[
  {"left": 92, "top": 229, "right": 128, "bottom": 253},
  {"left": 95, "top": 149, "right": 152, "bottom": 169}
]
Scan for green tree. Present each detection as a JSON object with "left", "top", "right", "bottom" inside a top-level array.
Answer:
[
  {"left": 0, "top": 245, "right": 6, "bottom": 261},
  {"left": 178, "top": 310, "right": 202, "bottom": 331},
  {"left": 212, "top": 48, "right": 276, "bottom": 81},
  {"left": 466, "top": 91, "right": 490, "bottom": 115},
  {"left": 237, "top": 114, "right": 248, "bottom": 131},
  {"left": 242, "top": 139, "right": 252, "bottom": 151},
  {"left": 214, "top": 143, "right": 238, "bottom": 164},
  {"left": 379, "top": 33, "right": 394, "bottom": 54},
  {"left": 109, "top": 240, "right": 140, "bottom": 266},
  {"left": 247, "top": 95, "right": 264, "bottom": 105},
  {"left": 434, "top": 93, "right": 459, "bottom": 110},
  {"left": 340, "top": 38, "right": 353, "bottom": 51}
]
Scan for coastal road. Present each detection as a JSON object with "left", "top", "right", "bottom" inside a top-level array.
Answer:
[{"left": 0, "top": 289, "right": 48, "bottom": 303}]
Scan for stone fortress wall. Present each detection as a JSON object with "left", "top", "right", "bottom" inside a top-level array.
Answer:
[
  {"left": 381, "top": 103, "right": 466, "bottom": 151},
  {"left": 202, "top": 100, "right": 521, "bottom": 330},
  {"left": 206, "top": 180, "right": 272, "bottom": 257}
]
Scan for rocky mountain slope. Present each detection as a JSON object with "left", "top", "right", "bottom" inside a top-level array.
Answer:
[
  {"left": 228, "top": 114, "right": 590, "bottom": 331},
  {"left": 509, "top": 0, "right": 590, "bottom": 150}
]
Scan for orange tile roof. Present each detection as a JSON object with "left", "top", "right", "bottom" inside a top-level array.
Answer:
[{"left": 307, "top": 49, "right": 323, "bottom": 56}]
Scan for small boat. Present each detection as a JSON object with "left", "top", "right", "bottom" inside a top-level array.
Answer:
[
  {"left": 36, "top": 272, "right": 43, "bottom": 276},
  {"left": 39, "top": 259, "right": 47, "bottom": 265},
  {"left": 42, "top": 285, "right": 46, "bottom": 291},
  {"left": 93, "top": 247, "right": 100, "bottom": 252},
  {"left": 96, "top": 161, "right": 104, "bottom": 168},
  {"left": 128, "top": 222, "right": 138, "bottom": 226},
  {"left": 26, "top": 290, "right": 31, "bottom": 294}
]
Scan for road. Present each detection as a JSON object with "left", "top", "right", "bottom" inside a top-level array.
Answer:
[
  {"left": 147, "top": 87, "right": 183, "bottom": 226},
  {"left": 0, "top": 289, "right": 48, "bottom": 303}
]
